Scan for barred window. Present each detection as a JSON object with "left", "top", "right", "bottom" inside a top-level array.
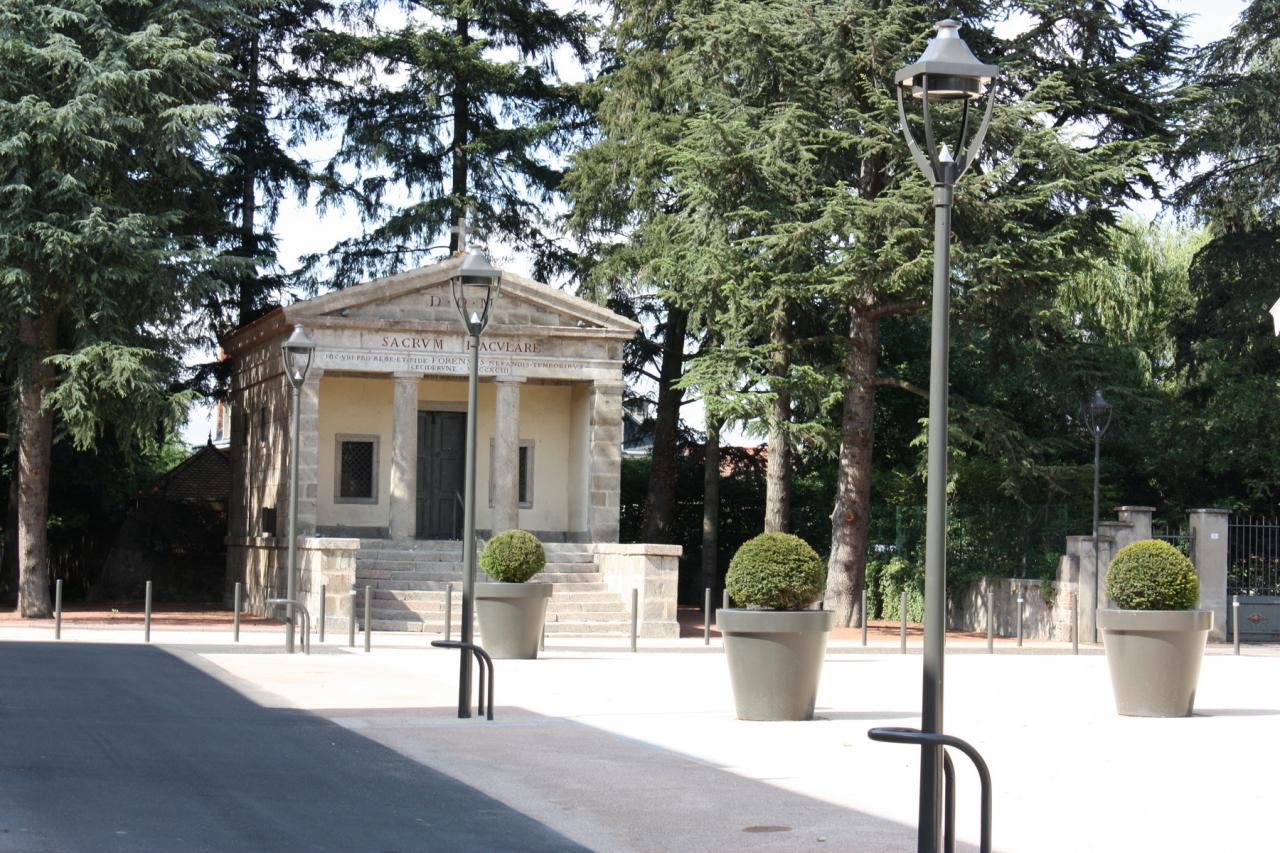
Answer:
[
  {"left": 489, "top": 439, "right": 534, "bottom": 509},
  {"left": 336, "top": 435, "right": 379, "bottom": 503}
]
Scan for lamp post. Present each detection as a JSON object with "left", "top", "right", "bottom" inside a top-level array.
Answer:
[
  {"left": 894, "top": 20, "right": 999, "bottom": 853},
  {"left": 449, "top": 233, "right": 502, "bottom": 718},
  {"left": 1082, "top": 389, "right": 1113, "bottom": 644},
  {"left": 281, "top": 324, "right": 316, "bottom": 654}
]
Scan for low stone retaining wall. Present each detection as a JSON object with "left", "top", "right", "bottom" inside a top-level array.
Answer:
[
  {"left": 594, "top": 543, "right": 682, "bottom": 638},
  {"left": 228, "top": 536, "right": 360, "bottom": 633},
  {"left": 947, "top": 576, "right": 1077, "bottom": 642}
]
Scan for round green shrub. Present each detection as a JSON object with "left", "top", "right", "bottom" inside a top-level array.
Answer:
[
  {"left": 479, "top": 530, "right": 546, "bottom": 583},
  {"left": 1106, "top": 539, "right": 1198, "bottom": 611},
  {"left": 726, "top": 532, "right": 826, "bottom": 610}
]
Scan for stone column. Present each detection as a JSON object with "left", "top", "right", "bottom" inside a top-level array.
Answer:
[
  {"left": 1189, "top": 508, "right": 1230, "bottom": 641},
  {"left": 491, "top": 378, "right": 523, "bottom": 534},
  {"left": 587, "top": 381, "right": 624, "bottom": 542},
  {"left": 389, "top": 372, "right": 420, "bottom": 540},
  {"left": 295, "top": 368, "right": 324, "bottom": 535}
]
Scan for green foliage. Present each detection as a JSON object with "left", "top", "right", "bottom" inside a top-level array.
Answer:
[
  {"left": 302, "top": 0, "right": 592, "bottom": 285},
  {"left": 726, "top": 532, "right": 825, "bottom": 610},
  {"left": 479, "top": 530, "right": 546, "bottom": 583},
  {"left": 877, "top": 556, "right": 924, "bottom": 623},
  {"left": 1106, "top": 540, "right": 1199, "bottom": 611}
]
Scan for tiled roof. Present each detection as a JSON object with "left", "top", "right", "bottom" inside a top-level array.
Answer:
[{"left": 148, "top": 441, "right": 231, "bottom": 502}]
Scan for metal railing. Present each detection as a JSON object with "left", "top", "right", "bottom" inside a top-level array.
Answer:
[
  {"left": 432, "top": 640, "right": 495, "bottom": 720},
  {"left": 1228, "top": 515, "right": 1280, "bottom": 595},
  {"left": 867, "top": 727, "right": 992, "bottom": 853},
  {"left": 266, "top": 598, "right": 311, "bottom": 655}
]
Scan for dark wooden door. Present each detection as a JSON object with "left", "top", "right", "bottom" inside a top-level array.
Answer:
[{"left": 416, "top": 411, "right": 466, "bottom": 539}]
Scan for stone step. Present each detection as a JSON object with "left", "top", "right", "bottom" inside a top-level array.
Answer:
[
  {"left": 356, "top": 553, "right": 462, "bottom": 566},
  {"left": 366, "top": 612, "right": 632, "bottom": 635},
  {"left": 368, "top": 588, "right": 623, "bottom": 604}
]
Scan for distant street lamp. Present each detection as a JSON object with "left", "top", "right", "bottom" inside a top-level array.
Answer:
[
  {"left": 282, "top": 324, "right": 316, "bottom": 654},
  {"left": 449, "top": 230, "right": 502, "bottom": 718},
  {"left": 894, "top": 20, "right": 999, "bottom": 853},
  {"left": 1082, "top": 389, "right": 1113, "bottom": 644}
]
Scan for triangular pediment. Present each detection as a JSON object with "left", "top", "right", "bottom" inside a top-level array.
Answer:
[{"left": 284, "top": 258, "right": 638, "bottom": 335}]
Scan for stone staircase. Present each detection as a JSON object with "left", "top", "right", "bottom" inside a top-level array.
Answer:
[{"left": 354, "top": 540, "right": 632, "bottom": 636}]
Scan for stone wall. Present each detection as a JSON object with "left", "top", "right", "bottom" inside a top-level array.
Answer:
[
  {"left": 228, "top": 536, "right": 360, "bottom": 634},
  {"left": 594, "top": 543, "right": 681, "bottom": 638},
  {"left": 948, "top": 576, "right": 1076, "bottom": 641}
]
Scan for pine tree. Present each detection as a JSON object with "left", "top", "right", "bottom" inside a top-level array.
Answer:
[
  {"left": 304, "top": 0, "right": 592, "bottom": 286},
  {"left": 211, "top": 0, "right": 334, "bottom": 335},
  {"left": 0, "top": 0, "right": 230, "bottom": 616},
  {"left": 571, "top": 0, "right": 1185, "bottom": 624}
]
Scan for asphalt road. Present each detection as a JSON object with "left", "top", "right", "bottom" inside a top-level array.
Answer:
[{"left": 0, "top": 642, "right": 587, "bottom": 853}]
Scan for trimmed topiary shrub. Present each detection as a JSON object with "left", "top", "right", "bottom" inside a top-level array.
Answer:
[
  {"left": 1106, "top": 539, "right": 1198, "bottom": 611},
  {"left": 480, "top": 530, "right": 546, "bottom": 583},
  {"left": 726, "top": 532, "right": 826, "bottom": 610}
]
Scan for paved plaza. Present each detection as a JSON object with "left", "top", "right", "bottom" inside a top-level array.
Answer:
[{"left": 1, "top": 622, "right": 1276, "bottom": 852}]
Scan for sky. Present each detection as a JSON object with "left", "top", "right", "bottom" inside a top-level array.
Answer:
[{"left": 181, "top": 0, "right": 1250, "bottom": 446}]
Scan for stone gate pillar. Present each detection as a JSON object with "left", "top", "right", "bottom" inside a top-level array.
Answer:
[{"left": 1189, "top": 508, "right": 1230, "bottom": 642}]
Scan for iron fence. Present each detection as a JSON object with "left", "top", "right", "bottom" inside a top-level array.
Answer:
[
  {"left": 1228, "top": 516, "right": 1280, "bottom": 596},
  {"left": 1153, "top": 525, "right": 1193, "bottom": 557}
]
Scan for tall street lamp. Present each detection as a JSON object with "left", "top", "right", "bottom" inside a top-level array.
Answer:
[
  {"left": 449, "top": 237, "right": 502, "bottom": 718},
  {"left": 894, "top": 20, "right": 998, "bottom": 852},
  {"left": 1082, "top": 389, "right": 1113, "bottom": 643},
  {"left": 282, "top": 323, "right": 316, "bottom": 654}
]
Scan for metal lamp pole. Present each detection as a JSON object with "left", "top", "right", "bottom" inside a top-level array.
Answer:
[
  {"left": 449, "top": 229, "right": 502, "bottom": 718},
  {"left": 1082, "top": 390, "right": 1113, "bottom": 643},
  {"left": 281, "top": 324, "right": 316, "bottom": 654},
  {"left": 894, "top": 21, "right": 999, "bottom": 853}
]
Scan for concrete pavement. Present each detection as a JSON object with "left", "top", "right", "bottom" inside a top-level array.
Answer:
[{"left": 1, "top": 623, "right": 1277, "bottom": 852}]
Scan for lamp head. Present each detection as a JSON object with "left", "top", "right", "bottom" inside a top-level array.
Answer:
[
  {"left": 281, "top": 324, "right": 315, "bottom": 389},
  {"left": 1083, "top": 389, "right": 1114, "bottom": 438},
  {"left": 895, "top": 20, "right": 999, "bottom": 101},
  {"left": 450, "top": 249, "right": 502, "bottom": 335}
]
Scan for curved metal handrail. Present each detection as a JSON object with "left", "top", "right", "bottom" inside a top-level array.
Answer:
[
  {"left": 266, "top": 598, "right": 312, "bottom": 655},
  {"left": 867, "top": 726, "right": 991, "bottom": 853},
  {"left": 431, "top": 639, "right": 495, "bottom": 720}
]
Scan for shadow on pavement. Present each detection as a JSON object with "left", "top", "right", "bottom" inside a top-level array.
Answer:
[{"left": 0, "top": 642, "right": 587, "bottom": 853}]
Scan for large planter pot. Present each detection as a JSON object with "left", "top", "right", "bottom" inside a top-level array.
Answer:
[
  {"left": 1098, "top": 609, "right": 1213, "bottom": 717},
  {"left": 475, "top": 582, "right": 554, "bottom": 659},
  {"left": 719, "top": 608, "right": 835, "bottom": 721}
]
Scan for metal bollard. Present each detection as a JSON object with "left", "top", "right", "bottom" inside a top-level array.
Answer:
[
  {"left": 540, "top": 623, "right": 545, "bottom": 652},
  {"left": 1233, "top": 594, "right": 1240, "bottom": 656},
  {"left": 348, "top": 589, "right": 357, "bottom": 647},
  {"left": 631, "top": 588, "right": 639, "bottom": 653},
  {"left": 1072, "top": 585, "right": 1079, "bottom": 655},
  {"left": 1013, "top": 589, "right": 1024, "bottom": 648},
  {"left": 987, "top": 588, "right": 994, "bottom": 654},
  {"left": 445, "top": 583, "right": 453, "bottom": 641},
  {"left": 364, "top": 585, "right": 372, "bottom": 653},
  {"left": 900, "top": 589, "right": 908, "bottom": 654},
  {"left": 233, "top": 582, "right": 242, "bottom": 643},
  {"left": 144, "top": 580, "right": 153, "bottom": 643},
  {"left": 704, "top": 587, "right": 711, "bottom": 646},
  {"left": 722, "top": 588, "right": 729, "bottom": 611},
  {"left": 319, "top": 583, "right": 326, "bottom": 643},
  {"left": 861, "top": 588, "right": 868, "bottom": 647},
  {"left": 55, "top": 579, "right": 63, "bottom": 640}
]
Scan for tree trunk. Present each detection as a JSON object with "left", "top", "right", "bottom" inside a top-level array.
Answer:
[
  {"left": 701, "top": 416, "right": 722, "bottom": 598},
  {"left": 449, "top": 14, "right": 470, "bottom": 250},
  {"left": 16, "top": 312, "right": 55, "bottom": 617},
  {"left": 237, "top": 30, "right": 260, "bottom": 326},
  {"left": 640, "top": 303, "right": 687, "bottom": 542},
  {"left": 764, "top": 308, "right": 791, "bottom": 533},
  {"left": 824, "top": 307, "right": 880, "bottom": 627},
  {"left": 1, "top": 469, "right": 18, "bottom": 607}
]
